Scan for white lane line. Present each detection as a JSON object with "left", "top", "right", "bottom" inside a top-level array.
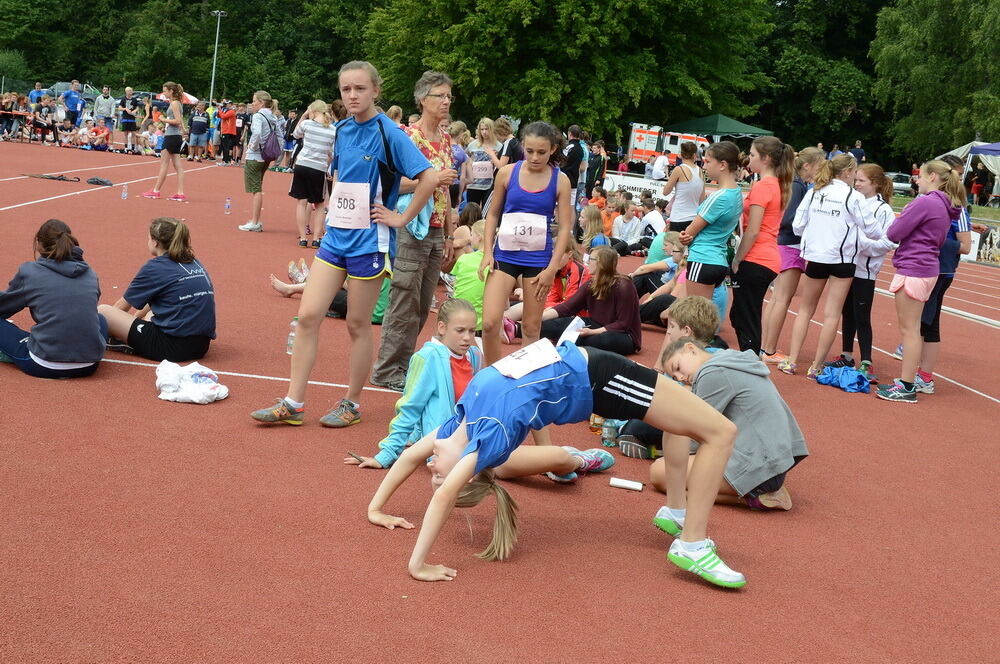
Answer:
[
  {"left": 101, "top": 358, "right": 398, "bottom": 394},
  {"left": 0, "top": 165, "right": 215, "bottom": 212},
  {"left": 777, "top": 305, "right": 1000, "bottom": 404},
  {"left": 0, "top": 160, "right": 158, "bottom": 182}
]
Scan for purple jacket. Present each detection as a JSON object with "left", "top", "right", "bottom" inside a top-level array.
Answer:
[{"left": 888, "top": 190, "right": 959, "bottom": 278}]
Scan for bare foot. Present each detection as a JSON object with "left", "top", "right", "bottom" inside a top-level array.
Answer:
[{"left": 269, "top": 274, "right": 296, "bottom": 297}]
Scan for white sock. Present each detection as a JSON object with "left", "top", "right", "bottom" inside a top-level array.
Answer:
[
  {"left": 666, "top": 507, "right": 686, "bottom": 521},
  {"left": 285, "top": 397, "right": 304, "bottom": 409},
  {"left": 678, "top": 538, "right": 710, "bottom": 553}
]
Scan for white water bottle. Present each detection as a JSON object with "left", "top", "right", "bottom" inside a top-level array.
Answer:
[
  {"left": 121, "top": 184, "right": 128, "bottom": 200},
  {"left": 224, "top": 196, "right": 232, "bottom": 215},
  {"left": 286, "top": 316, "right": 298, "bottom": 355}
]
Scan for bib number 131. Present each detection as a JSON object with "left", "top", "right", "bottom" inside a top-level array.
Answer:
[
  {"left": 328, "top": 182, "right": 371, "bottom": 229},
  {"left": 498, "top": 212, "right": 547, "bottom": 251}
]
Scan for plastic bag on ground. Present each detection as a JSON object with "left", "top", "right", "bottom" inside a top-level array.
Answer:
[
  {"left": 155, "top": 360, "right": 230, "bottom": 404},
  {"left": 816, "top": 366, "right": 870, "bottom": 394}
]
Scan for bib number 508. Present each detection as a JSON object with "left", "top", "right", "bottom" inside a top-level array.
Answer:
[{"left": 336, "top": 197, "right": 356, "bottom": 211}]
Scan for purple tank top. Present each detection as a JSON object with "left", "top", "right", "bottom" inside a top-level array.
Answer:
[{"left": 494, "top": 161, "right": 558, "bottom": 267}]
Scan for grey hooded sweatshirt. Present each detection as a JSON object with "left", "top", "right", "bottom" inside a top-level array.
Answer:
[
  {"left": 691, "top": 349, "right": 808, "bottom": 495},
  {"left": 0, "top": 247, "right": 105, "bottom": 363}
]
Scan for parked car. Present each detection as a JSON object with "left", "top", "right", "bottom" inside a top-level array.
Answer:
[{"left": 886, "top": 172, "right": 914, "bottom": 197}]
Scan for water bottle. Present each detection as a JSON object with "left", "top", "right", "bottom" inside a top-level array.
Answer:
[
  {"left": 121, "top": 184, "right": 128, "bottom": 200},
  {"left": 286, "top": 316, "right": 298, "bottom": 355},
  {"left": 224, "top": 196, "right": 232, "bottom": 215},
  {"left": 601, "top": 419, "right": 623, "bottom": 447}
]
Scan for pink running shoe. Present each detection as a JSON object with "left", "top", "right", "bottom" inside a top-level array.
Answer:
[
  {"left": 140, "top": 190, "right": 160, "bottom": 199},
  {"left": 167, "top": 193, "right": 188, "bottom": 202},
  {"left": 501, "top": 316, "right": 516, "bottom": 344}
]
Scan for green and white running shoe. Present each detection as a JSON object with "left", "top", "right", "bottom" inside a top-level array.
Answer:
[
  {"left": 652, "top": 506, "right": 684, "bottom": 536},
  {"left": 667, "top": 539, "right": 746, "bottom": 588}
]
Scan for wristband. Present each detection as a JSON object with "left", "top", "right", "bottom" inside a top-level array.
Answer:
[{"left": 446, "top": 235, "right": 454, "bottom": 240}]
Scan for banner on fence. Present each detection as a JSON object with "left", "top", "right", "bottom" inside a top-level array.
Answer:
[{"left": 603, "top": 171, "right": 670, "bottom": 199}]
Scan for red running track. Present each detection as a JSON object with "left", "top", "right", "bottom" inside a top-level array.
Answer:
[{"left": 1, "top": 143, "right": 998, "bottom": 662}]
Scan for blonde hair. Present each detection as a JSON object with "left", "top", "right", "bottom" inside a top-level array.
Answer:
[
  {"left": 494, "top": 117, "right": 513, "bottom": 138},
  {"left": 386, "top": 105, "right": 403, "bottom": 123},
  {"left": 149, "top": 217, "right": 194, "bottom": 263},
  {"left": 475, "top": 117, "right": 497, "bottom": 145},
  {"left": 661, "top": 336, "right": 707, "bottom": 364},
  {"left": 921, "top": 160, "right": 967, "bottom": 207},
  {"left": 340, "top": 60, "right": 384, "bottom": 89},
  {"left": 470, "top": 219, "right": 486, "bottom": 238},
  {"left": 455, "top": 470, "right": 518, "bottom": 561},
  {"left": 664, "top": 296, "right": 719, "bottom": 346},
  {"left": 580, "top": 205, "right": 604, "bottom": 249},
  {"left": 253, "top": 90, "right": 273, "bottom": 108},
  {"left": 449, "top": 120, "right": 471, "bottom": 147},
  {"left": 437, "top": 297, "right": 476, "bottom": 325},
  {"left": 813, "top": 153, "right": 857, "bottom": 191},
  {"left": 162, "top": 82, "right": 184, "bottom": 101},
  {"left": 587, "top": 245, "right": 622, "bottom": 300},
  {"left": 307, "top": 99, "right": 330, "bottom": 127},
  {"left": 794, "top": 147, "right": 826, "bottom": 178}
]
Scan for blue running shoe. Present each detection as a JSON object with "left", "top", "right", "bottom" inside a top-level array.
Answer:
[{"left": 563, "top": 446, "right": 615, "bottom": 473}]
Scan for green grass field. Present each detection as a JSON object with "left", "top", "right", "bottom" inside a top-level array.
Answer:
[{"left": 891, "top": 195, "right": 1000, "bottom": 223}]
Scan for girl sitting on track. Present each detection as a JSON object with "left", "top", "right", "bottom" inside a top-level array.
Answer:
[
  {"left": 678, "top": 141, "right": 743, "bottom": 300},
  {"left": 140, "top": 82, "right": 187, "bottom": 202},
  {"left": 0, "top": 219, "right": 106, "bottom": 378},
  {"left": 366, "top": 338, "right": 743, "bottom": 588},
  {"left": 579, "top": 204, "right": 609, "bottom": 252},
  {"left": 539, "top": 245, "right": 642, "bottom": 356},
  {"left": 479, "top": 121, "right": 574, "bottom": 366},
  {"left": 875, "top": 160, "right": 964, "bottom": 403},
  {"left": 760, "top": 147, "right": 825, "bottom": 365},
  {"left": 100, "top": 218, "right": 216, "bottom": 362},
  {"left": 249, "top": 61, "right": 437, "bottom": 428},
  {"left": 652, "top": 337, "right": 808, "bottom": 512},
  {"left": 779, "top": 154, "right": 883, "bottom": 378},
  {"left": 831, "top": 164, "right": 897, "bottom": 382},
  {"left": 346, "top": 298, "right": 485, "bottom": 469}
]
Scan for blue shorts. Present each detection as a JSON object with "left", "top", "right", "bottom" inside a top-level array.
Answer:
[
  {"left": 315, "top": 246, "right": 392, "bottom": 280},
  {"left": 188, "top": 133, "right": 208, "bottom": 147},
  {"left": 284, "top": 139, "right": 295, "bottom": 151}
]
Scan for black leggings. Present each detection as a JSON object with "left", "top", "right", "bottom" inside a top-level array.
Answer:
[
  {"left": 610, "top": 238, "right": 629, "bottom": 256},
  {"left": 639, "top": 294, "right": 677, "bottom": 327},
  {"left": 540, "top": 316, "right": 636, "bottom": 355},
  {"left": 633, "top": 271, "right": 666, "bottom": 298},
  {"left": 920, "top": 275, "right": 953, "bottom": 343},
  {"left": 466, "top": 188, "right": 491, "bottom": 207},
  {"left": 841, "top": 277, "right": 875, "bottom": 361},
  {"left": 729, "top": 260, "right": 776, "bottom": 354}
]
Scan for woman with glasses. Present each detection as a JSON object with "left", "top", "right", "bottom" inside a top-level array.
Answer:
[{"left": 370, "top": 71, "right": 459, "bottom": 392}]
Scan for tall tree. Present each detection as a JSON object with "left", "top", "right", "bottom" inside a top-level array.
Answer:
[
  {"left": 871, "top": 0, "right": 1000, "bottom": 158},
  {"left": 365, "top": 0, "right": 771, "bottom": 139}
]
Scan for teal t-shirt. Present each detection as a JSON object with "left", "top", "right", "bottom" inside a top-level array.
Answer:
[
  {"left": 645, "top": 230, "right": 671, "bottom": 264},
  {"left": 687, "top": 187, "right": 742, "bottom": 267},
  {"left": 451, "top": 250, "right": 487, "bottom": 329}
]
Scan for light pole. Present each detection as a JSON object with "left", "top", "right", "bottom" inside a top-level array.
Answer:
[{"left": 208, "top": 10, "right": 228, "bottom": 105}]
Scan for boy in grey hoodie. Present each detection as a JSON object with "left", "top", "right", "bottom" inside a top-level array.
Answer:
[{"left": 651, "top": 337, "right": 808, "bottom": 530}]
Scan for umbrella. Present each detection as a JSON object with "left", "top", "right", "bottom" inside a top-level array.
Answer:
[{"left": 157, "top": 91, "right": 200, "bottom": 105}]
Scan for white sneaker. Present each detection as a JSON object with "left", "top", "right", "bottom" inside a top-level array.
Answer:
[
  {"left": 237, "top": 220, "right": 263, "bottom": 232},
  {"left": 652, "top": 506, "right": 684, "bottom": 536},
  {"left": 667, "top": 539, "right": 746, "bottom": 588}
]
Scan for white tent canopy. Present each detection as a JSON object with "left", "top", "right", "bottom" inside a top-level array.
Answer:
[{"left": 937, "top": 141, "right": 1000, "bottom": 194}]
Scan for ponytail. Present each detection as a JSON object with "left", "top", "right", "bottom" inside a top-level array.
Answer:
[
  {"left": 34, "top": 218, "right": 79, "bottom": 262},
  {"left": 149, "top": 217, "right": 195, "bottom": 263},
  {"left": 752, "top": 136, "right": 796, "bottom": 208},
  {"left": 455, "top": 469, "right": 519, "bottom": 561},
  {"left": 794, "top": 147, "right": 826, "bottom": 180},
  {"left": 922, "top": 160, "right": 966, "bottom": 208},
  {"left": 813, "top": 153, "right": 857, "bottom": 191},
  {"left": 858, "top": 163, "right": 894, "bottom": 202}
]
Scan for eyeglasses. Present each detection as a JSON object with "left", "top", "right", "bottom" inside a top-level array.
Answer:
[
  {"left": 425, "top": 93, "right": 455, "bottom": 102},
  {"left": 671, "top": 249, "right": 684, "bottom": 254}
]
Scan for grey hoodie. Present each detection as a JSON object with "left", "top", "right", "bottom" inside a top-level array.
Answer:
[
  {"left": 691, "top": 349, "right": 808, "bottom": 495},
  {"left": 0, "top": 247, "right": 105, "bottom": 363}
]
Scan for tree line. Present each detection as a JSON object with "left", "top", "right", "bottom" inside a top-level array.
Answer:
[{"left": 1, "top": 0, "right": 997, "bottom": 167}]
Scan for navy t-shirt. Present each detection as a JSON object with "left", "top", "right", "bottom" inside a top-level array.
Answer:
[
  {"left": 189, "top": 111, "right": 209, "bottom": 135},
  {"left": 124, "top": 256, "right": 216, "bottom": 338}
]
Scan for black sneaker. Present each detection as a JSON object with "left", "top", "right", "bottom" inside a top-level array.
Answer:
[
  {"left": 823, "top": 354, "right": 855, "bottom": 369},
  {"left": 370, "top": 377, "right": 406, "bottom": 392},
  {"left": 106, "top": 336, "right": 136, "bottom": 355}
]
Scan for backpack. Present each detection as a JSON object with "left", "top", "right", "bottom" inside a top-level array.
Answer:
[{"left": 257, "top": 112, "right": 282, "bottom": 162}]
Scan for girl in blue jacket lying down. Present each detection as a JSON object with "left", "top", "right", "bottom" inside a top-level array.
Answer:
[{"left": 346, "top": 298, "right": 612, "bottom": 483}]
